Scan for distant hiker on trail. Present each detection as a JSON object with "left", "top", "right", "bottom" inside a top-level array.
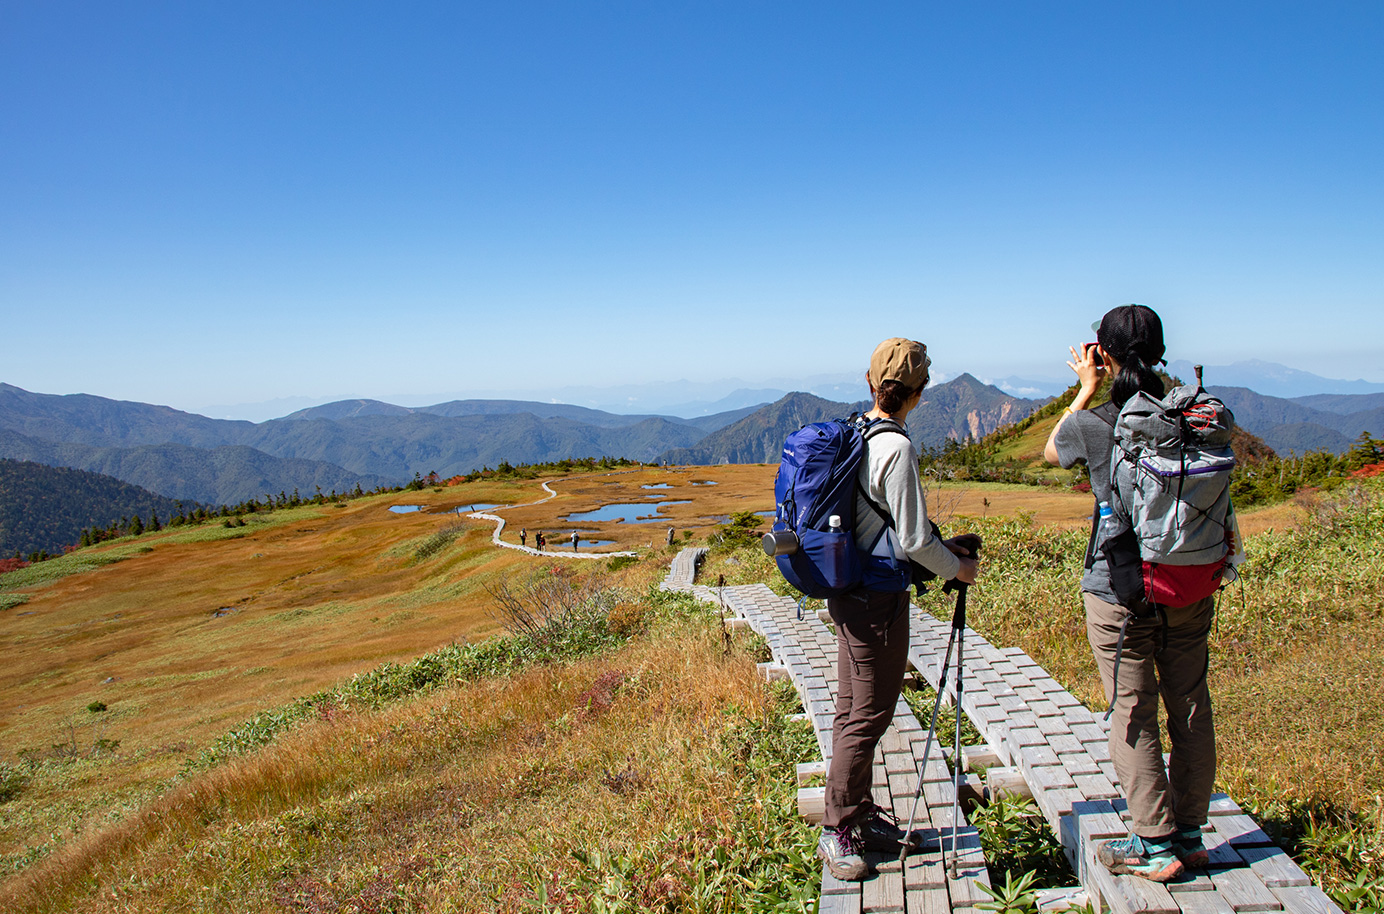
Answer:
[
  {"left": 816, "top": 337, "right": 981, "bottom": 883},
  {"left": 666, "top": 526, "right": 675, "bottom": 546},
  {"left": 1043, "top": 304, "right": 1222, "bottom": 883},
  {"left": 535, "top": 532, "right": 545, "bottom": 552},
  {"left": 519, "top": 528, "right": 527, "bottom": 548},
  {"left": 570, "top": 530, "right": 580, "bottom": 552}
]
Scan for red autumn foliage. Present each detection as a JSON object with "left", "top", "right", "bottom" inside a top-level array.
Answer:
[
  {"left": 1351, "top": 462, "right": 1384, "bottom": 478},
  {"left": 0, "top": 558, "right": 30, "bottom": 574}
]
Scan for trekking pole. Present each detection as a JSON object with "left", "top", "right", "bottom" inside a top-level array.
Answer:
[
  {"left": 946, "top": 574, "right": 968, "bottom": 878},
  {"left": 897, "top": 544, "right": 977, "bottom": 871},
  {"left": 896, "top": 603, "right": 959, "bottom": 866}
]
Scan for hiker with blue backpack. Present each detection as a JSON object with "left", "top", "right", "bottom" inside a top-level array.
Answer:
[
  {"left": 1044, "top": 304, "right": 1241, "bottom": 883},
  {"left": 768, "top": 337, "right": 980, "bottom": 881}
]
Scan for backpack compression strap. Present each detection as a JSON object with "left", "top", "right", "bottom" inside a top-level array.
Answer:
[{"left": 1082, "top": 402, "right": 1120, "bottom": 571}]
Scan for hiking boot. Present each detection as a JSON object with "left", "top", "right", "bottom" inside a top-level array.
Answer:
[
  {"left": 817, "top": 826, "right": 869, "bottom": 881},
  {"left": 1096, "top": 834, "right": 1184, "bottom": 882},
  {"left": 1174, "top": 824, "right": 1210, "bottom": 868},
  {"left": 856, "top": 801, "right": 927, "bottom": 853}
]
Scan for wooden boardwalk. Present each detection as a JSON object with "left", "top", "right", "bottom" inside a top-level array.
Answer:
[{"left": 661, "top": 548, "right": 1341, "bottom": 914}]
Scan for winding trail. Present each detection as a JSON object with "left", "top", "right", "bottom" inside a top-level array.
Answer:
[{"left": 468, "top": 481, "right": 637, "bottom": 560}]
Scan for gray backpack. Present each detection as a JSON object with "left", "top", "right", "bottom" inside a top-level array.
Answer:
[{"left": 1106, "top": 385, "right": 1237, "bottom": 610}]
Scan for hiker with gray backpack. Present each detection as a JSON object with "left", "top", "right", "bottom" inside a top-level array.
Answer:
[{"left": 1044, "top": 304, "right": 1243, "bottom": 883}]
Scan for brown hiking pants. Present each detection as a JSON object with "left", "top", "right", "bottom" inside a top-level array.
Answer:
[
  {"left": 823, "top": 589, "right": 911, "bottom": 830},
  {"left": 1085, "top": 592, "right": 1217, "bottom": 839}
]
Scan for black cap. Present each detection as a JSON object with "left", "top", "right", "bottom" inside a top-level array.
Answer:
[{"left": 1094, "top": 304, "right": 1166, "bottom": 367}]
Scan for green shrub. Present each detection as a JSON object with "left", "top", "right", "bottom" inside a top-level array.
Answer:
[{"left": 0, "top": 762, "right": 29, "bottom": 803}]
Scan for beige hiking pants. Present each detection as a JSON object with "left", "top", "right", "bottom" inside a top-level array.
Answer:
[{"left": 1084, "top": 592, "right": 1217, "bottom": 839}]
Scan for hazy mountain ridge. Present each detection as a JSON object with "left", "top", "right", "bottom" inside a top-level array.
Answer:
[
  {"left": 1209, "top": 386, "right": 1384, "bottom": 454},
  {"left": 660, "top": 392, "right": 861, "bottom": 465},
  {"left": 1170, "top": 360, "right": 1384, "bottom": 398},
  {"left": 660, "top": 376, "right": 1049, "bottom": 465},
  {"left": 0, "top": 427, "right": 391, "bottom": 506}
]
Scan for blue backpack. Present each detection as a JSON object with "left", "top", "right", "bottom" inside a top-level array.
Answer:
[{"left": 765, "top": 416, "right": 912, "bottom": 599}]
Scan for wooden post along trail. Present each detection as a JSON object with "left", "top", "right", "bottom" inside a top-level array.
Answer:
[{"left": 660, "top": 548, "right": 1342, "bottom": 914}]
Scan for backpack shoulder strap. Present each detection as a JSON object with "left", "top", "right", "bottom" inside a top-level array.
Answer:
[
  {"left": 1089, "top": 400, "right": 1119, "bottom": 429},
  {"left": 853, "top": 416, "right": 909, "bottom": 529}
]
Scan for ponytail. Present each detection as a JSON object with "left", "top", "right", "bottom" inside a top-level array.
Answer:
[
  {"left": 1109, "top": 354, "right": 1165, "bottom": 408},
  {"left": 874, "top": 380, "right": 919, "bottom": 415}
]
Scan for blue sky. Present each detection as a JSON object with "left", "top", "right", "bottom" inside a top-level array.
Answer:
[{"left": 3, "top": 2, "right": 1381, "bottom": 418}]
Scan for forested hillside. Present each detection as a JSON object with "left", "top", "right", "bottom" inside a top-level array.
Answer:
[{"left": 0, "top": 459, "right": 190, "bottom": 557}]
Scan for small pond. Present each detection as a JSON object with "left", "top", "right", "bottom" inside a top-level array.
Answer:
[
  {"left": 452, "top": 504, "right": 500, "bottom": 513},
  {"left": 690, "top": 480, "right": 718, "bottom": 486},
  {"left": 640, "top": 483, "right": 672, "bottom": 489},
  {"left": 389, "top": 505, "right": 424, "bottom": 514},
  {"left": 563, "top": 500, "right": 691, "bottom": 524}
]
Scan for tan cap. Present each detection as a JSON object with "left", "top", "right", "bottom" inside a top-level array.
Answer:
[{"left": 869, "top": 338, "right": 931, "bottom": 390}]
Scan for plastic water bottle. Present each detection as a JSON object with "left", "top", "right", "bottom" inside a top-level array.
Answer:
[
  {"left": 819, "top": 514, "right": 849, "bottom": 585},
  {"left": 1097, "top": 501, "right": 1112, "bottom": 544}
]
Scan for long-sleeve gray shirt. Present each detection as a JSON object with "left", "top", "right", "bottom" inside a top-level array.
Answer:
[{"left": 853, "top": 420, "right": 961, "bottom": 582}]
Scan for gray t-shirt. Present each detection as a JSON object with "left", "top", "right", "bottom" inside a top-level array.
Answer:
[{"left": 1053, "top": 405, "right": 1119, "bottom": 603}]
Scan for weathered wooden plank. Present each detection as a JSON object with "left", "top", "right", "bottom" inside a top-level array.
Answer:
[
  {"left": 798, "top": 786, "right": 826, "bottom": 823},
  {"left": 1021, "top": 744, "right": 1062, "bottom": 768},
  {"left": 1069, "top": 801, "right": 1128, "bottom": 885},
  {"left": 904, "top": 883, "right": 952, "bottom": 914},
  {"left": 1208, "top": 865, "right": 1285, "bottom": 912},
  {"left": 963, "top": 746, "right": 1004, "bottom": 771},
  {"left": 861, "top": 857, "right": 906, "bottom": 913},
  {"left": 942, "top": 826, "right": 993, "bottom": 910},
  {"left": 986, "top": 766, "right": 1032, "bottom": 801},
  {"left": 1207, "top": 794, "right": 1242, "bottom": 816},
  {"left": 1030, "top": 765, "right": 1078, "bottom": 791},
  {"left": 1034, "top": 887, "right": 1090, "bottom": 913},
  {"left": 797, "top": 760, "right": 828, "bottom": 786},
  {"left": 1083, "top": 855, "right": 1179, "bottom": 914},
  {"left": 1270, "top": 885, "right": 1344, "bottom": 914},
  {"left": 1238, "top": 845, "right": 1310, "bottom": 888},
  {"left": 1166, "top": 869, "right": 1216, "bottom": 893},
  {"left": 902, "top": 838, "right": 947, "bottom": 890},
  {"left": 1176, "top": 892, "right": 1238, "bottom": 914},
  {"left": 1006, "top": 726, "right": 1050, "bottom": 749},
  {"left": 1071, "top": 722, "right": 1109, "bottom": 745},
  {"left": 1037, "top": 715, "right": 1077, "bottom": 737},
  {"left": 1049, "top": 733, "right": 1085, "bottom": 755},
  {"left": 818, "top": 884, "right": 863, "bottom": 914},
  {"left": 1213, "top": 815, "right": 1276, "bottom": 848},
  {"left": 1034, "top": 787, "right": 1083, "bottom": 829},
  {"left": 1058, "top": 753, "right": 1104, "bottom": 778},
  {"left": 1072, "top": 773, "right": 1121, "bottom": 800}
]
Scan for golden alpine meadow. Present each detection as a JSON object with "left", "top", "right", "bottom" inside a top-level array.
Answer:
[{"left": 2, "top": 455, "right": 1382, "bottom": 912}]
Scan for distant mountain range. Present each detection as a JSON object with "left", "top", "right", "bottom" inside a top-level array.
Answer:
[
  {"left": 1207, "top": 387, "right": 1384, "bottom": 456},
  {"left": 5, "top": 368, "right": 1380, "bottom": 553},
  {"left": 197, "top": 359, "right": 1382, "bottom": 421},
  {"left": 1170, "top": 360, "right": 1384, "bottom": 399},
  {"left": 0, "top": 376, "right": 1043, "bottom": 508}
]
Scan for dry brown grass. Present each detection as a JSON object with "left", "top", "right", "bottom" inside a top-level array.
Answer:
[
  {"left": 0, "top": 466, "right": 779, "bottom": 886},
  {"left": 1, "top": 613, "right": 773, "bottom": 914}
]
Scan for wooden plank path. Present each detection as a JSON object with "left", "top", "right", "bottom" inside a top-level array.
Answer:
[
  {"left": 659, "top": 549, "right": 1340, "bottom": 914},
  {"left": 905, "top": 609, "right": 1340, "bottom": 914},
  {"left": 666, "top": 552, "right": 990, "bottom": 914}
]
